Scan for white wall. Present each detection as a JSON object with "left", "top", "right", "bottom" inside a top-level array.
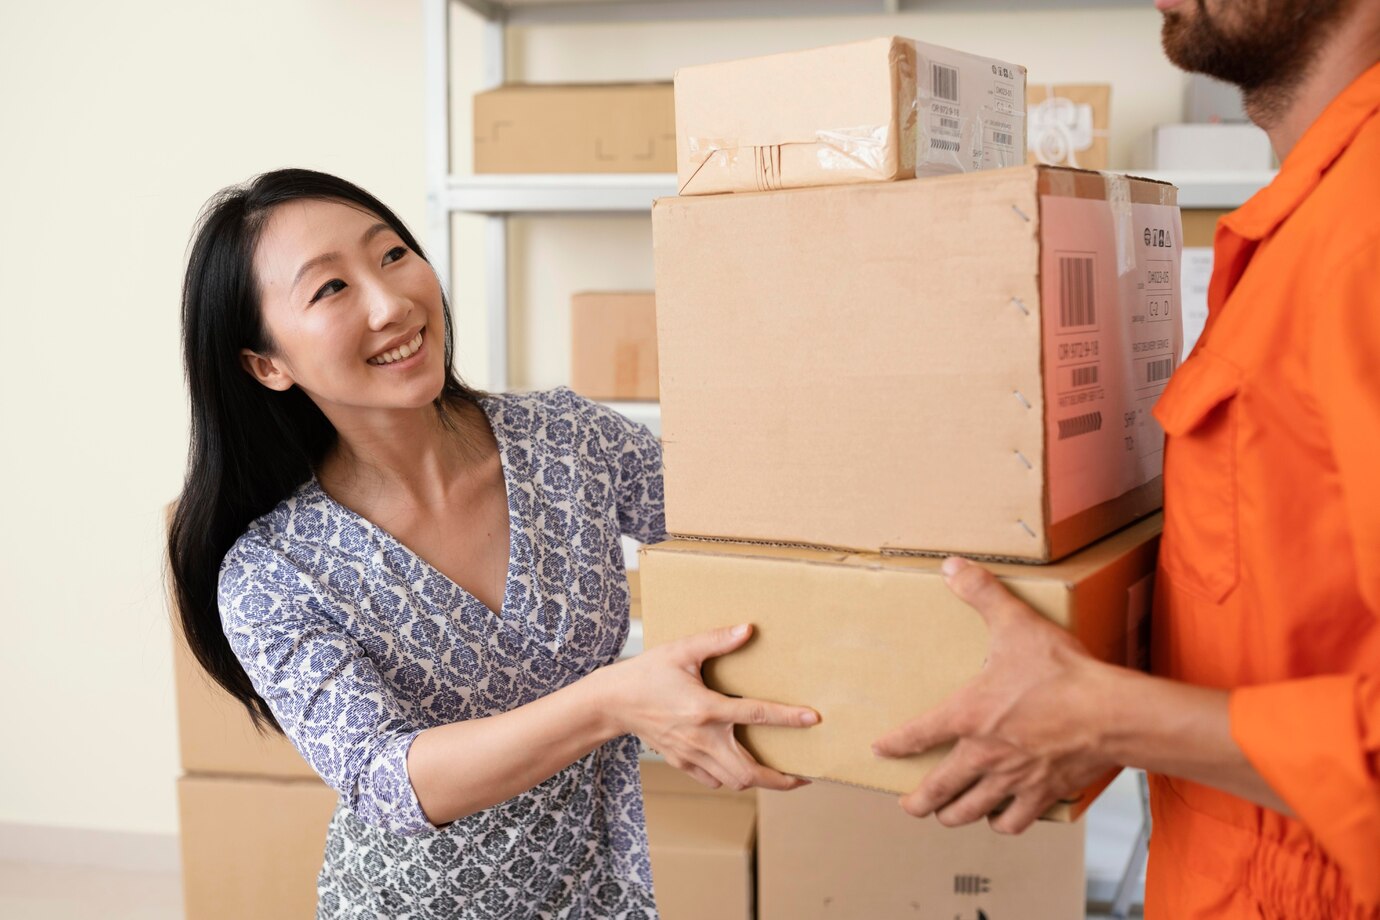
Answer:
[
  {"left": 1, "top": 0, "right": 1180, "bottom": 841},
  {"left": 0, "top": 0, "right": 434, "bottom": 837}
]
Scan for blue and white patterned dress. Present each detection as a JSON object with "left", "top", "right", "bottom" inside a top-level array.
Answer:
[{"left": 217, "top": 387, "right": 665, "bottom": 919}]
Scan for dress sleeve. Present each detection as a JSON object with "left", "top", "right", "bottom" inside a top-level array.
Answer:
[
  {"left": 218, "top": 536, "right": 443, "bottom": 837},
  {"left": 1229, "top": 237, "right": 1380, "bottom": 907},
  {"left": 568, "top": 388, "right": 667, "bottom": 545}
]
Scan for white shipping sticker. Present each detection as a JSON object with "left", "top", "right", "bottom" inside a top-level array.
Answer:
[
  {"left": 1181, "top": 247, "right": 1213, "bottom": 360},
  {"left": 1042, "top": 196, "right": 1184, "bottom": 523}
]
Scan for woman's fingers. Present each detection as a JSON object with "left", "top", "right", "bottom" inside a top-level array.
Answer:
[
  {"left": 676, "top": 623, "right": 754, "bottom": 667},
  {"left": 714, "top": 695, "right": 819, "bottom": 729},
  {"left": 702, "top": 733, "right": 812, "bottom": 792}
]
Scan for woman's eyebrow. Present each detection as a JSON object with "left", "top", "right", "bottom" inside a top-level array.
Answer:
[{"left": 292, "top": 222, "right": 393, "bottom": 291}]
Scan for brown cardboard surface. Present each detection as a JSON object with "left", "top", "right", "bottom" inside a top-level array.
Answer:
[
  {"left": 570, "top": 291, "right": 659, "bottom": 401},
  {"left": 1027, "top": 83, "right": 1111, "bottom": 170},
  {"left": 178, "top": 775, "right": 337, "bottom": 920},
  {"left": 1182, "top": 208, "right": 1229, "bottom": 247},
  {"left": 757, "top": 782, "right": 1084, "bottom": 920},
  {"left": 653, "top": 164, "right": 1176, "bottom": 562},
  {"left": 641, "top": 761, "right": 756, "bottom": 920},
  {"left": 676, "top": 37, "right": 1026, "bottom": 196},
  {"left": 474, "top": 83, "right": 675, "bottom": 173},
  {"left": 628, "top": 568, "right": 641, "bottom": 620},
  {"left": 172, "top": 607, "right": 318, "bottom": 780},
  {"left": 640, "top": 514, "right": 1161, "bottom": 818}
]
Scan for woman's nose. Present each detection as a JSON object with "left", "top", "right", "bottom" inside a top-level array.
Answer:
[{"left": 366, "top": 283, "right": 412, "bottom": 330}]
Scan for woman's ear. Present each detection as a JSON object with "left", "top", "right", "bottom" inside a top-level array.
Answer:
[{"left": 239, "top": 349, "right": 295, "bottom": 392}]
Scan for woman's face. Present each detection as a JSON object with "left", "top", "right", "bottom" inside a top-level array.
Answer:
[{"left": 243, "top": 198, "right": 447, "bottom": 415}]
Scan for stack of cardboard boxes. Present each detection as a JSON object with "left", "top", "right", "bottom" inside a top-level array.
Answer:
[{"left": 641, "top": 37, "right": 1184, "bottom": 919}]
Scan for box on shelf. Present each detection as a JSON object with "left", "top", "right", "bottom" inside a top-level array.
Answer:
[
  {"left": 640, "top": 513, "right": 1161, "bottom": 819},
  {"left": 474, "top": 83, "right": 675, "bottom": 173},
  {"left": 179, "top": 774, "right": 338, "bottom": 920},
  {"left": 570, "top": 291, "right": 659, "bottom": 401},
  {"left": 757, "top": 782, "right": 1085, "bottom": 920},
  {"left": 1027, "top": 83, "right": 1110, "bottom": 170},
  {"left": 172, "top": 592, "right": 318, "bottom": 781},
  {"left": 640, "top": 760, "right": 755, "bottom": 920},
  {"left": 1145, "top": 122, "right": 1275, "bottom": 171},
  {"left": 675, "top": 36, "right": 1026, "bottom": 196},
  {"left": 653, "top": 165, "right": 1182, "bottom": 562}
]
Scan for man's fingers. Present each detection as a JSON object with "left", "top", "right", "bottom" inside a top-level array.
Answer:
[
  {"left": 898, "top": 744, "right": 984, "bottom": 819},
  {"left": 942, "top": 557, "right": 1030, "bottom": 630},
  {"left": 872, "top": 700, "right": 963, "bottom": 758},
  {"left": 988, "top": 791, "right": 1056, "bottom": 835},
  {"left": 718, "top": 696, "right": 820, "bottom": 729},
  {"left": 933, "top": 776, "right": 1015, "bottom": 828}
]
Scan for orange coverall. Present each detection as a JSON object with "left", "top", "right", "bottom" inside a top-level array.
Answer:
[{"left": 1146, "top": 62, "right": 1380, "bottom": 918}]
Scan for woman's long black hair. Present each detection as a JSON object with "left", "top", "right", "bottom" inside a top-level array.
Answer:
[{"left": 168, "top": 168, "right": 484, "bottom": 734}]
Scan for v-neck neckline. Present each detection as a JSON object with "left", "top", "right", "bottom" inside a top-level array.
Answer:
[{"left": 304, "top": 394, "right": 518, "bottom": 620}]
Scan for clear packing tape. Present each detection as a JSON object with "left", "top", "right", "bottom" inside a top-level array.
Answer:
[{"left": 677, "top": 38, "right": 1027, "bottom": 196}]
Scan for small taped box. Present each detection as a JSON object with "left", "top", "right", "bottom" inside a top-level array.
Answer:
[{"left": 675, "top": 36, "right": 1026, "bottom": 196}]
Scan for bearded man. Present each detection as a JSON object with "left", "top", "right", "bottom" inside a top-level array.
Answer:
[{"left": 874, "top": 2, "right": 1380, "bottom": 916}]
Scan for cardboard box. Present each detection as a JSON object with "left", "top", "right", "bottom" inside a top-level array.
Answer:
[
  {"left": 172, "top": 609, "right": 318, "bottom": 780},
  {"left": 675, "top": 36, "right": 1026, "bottom": 196},
  {"left": 1146, "top": 122, "right": 1275, "bottom": 171},
  {"left": 757, "top": 782, "right": 1085, "bottom": 920},
  {"left": 640, "top": 513, "right": 1161, "bottom": 819},
  {"left": 570, "top": 291, "right": 659, "bottom": 401},
  {"left": 641, "top": 760, "right": 756, "bottom": 920},
  {"left": 653, "top": 165, "right": 1182, "bottom": 562},
  {"left": 628, "top": 568, "right": 642, "bottom": 620},
  {"left": 1027, "top": 83, "right": 1111, "bottom": 170},
  {"left": 474, "top": 83, "right": 675, "bottom": 173},
  {"left": 179, "top": 774, "right": 338, "bottom": 920}
]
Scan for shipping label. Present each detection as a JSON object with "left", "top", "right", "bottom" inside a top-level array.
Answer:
[
  {"left": 1041, "top": 196, "right": 1183, "bottom": 523},
  {"left": 916, "top": 49, "right": 1025, "bottom": 176}
]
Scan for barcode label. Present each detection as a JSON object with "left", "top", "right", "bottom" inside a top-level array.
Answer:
[
  {"left": 1146, "top": 358, "right": 1174, "bottom": 383},
  {"left": 953, "top": 874, "right": 991, "bottom": 895},
  {"left": 940, "top": 116, "right": 960, "bottom": 131},
  {"left": 932, "top": 63, "right": 959, "bottom": 102},
  {"left": 930, "top": 138, "right": 960, "bottom": 152},
  {"left": 1059, "top": 256, "right": 1096, "bottom": 328},
  {"left": 1072, "top": 365, "right": 1099, "bottom": 388},
  {"left": 1058, "top": 411, "right": 1103, "bottom": 440},
  {"left": 992, "top": 130, "right": 1012, "bottom": 146}
]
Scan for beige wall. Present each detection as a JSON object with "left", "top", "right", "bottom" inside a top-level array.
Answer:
[
  {"left": 1, "top": 1, "right": 1179, "bottom": 839},
  {"left": 0, "top": 0, "right": 434, "bottom": 837}
]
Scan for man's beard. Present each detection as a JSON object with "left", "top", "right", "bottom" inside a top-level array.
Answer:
[{"left": 1161, "top": 0, "right": 1353, "bottom": 124}]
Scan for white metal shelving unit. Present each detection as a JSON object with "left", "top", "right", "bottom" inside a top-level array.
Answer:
[{"left": 422, "top": 3, "right": 1273, "bottom": 915}]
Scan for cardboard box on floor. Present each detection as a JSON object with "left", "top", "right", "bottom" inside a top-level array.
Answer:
[
  {"left": 640, "top": 760, "right": 755, "bottom": 920},
  {"left": 676, "top": 36, "right": 1026, "bottom": 196},
  {"left": 653, "top": 164, "right": 1182, "bottom": 562},
  {"left": 1027, "top": 83, "right": 1111, "bottom": 170},
  {"left": 179, "top": 774, "right": 337, "bottom": 920},
  {"left": 640, "top": 514, "right": 1161, "bottom": 820},
  {"left": 757, "top": 782, "right": 1085, "bottom": 920},
  {"left": 570, "top": 292, "right": 659, "bottom": 401},
  {"left": 474, "top": 83, "right": 675, "bottom": 173}
]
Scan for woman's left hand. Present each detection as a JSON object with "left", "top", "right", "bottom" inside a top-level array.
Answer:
[{"left": 872, "top": 556, "right": 1120, "bottom": 834}]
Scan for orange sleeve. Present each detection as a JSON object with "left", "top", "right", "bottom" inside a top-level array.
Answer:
[{"left": 1231, "top": 236, "right": 1380, "bottom": 906}]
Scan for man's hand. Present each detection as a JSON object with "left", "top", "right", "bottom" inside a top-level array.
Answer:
[{"left": 872, "top": 556, "right": 1118, "bottom": 834}]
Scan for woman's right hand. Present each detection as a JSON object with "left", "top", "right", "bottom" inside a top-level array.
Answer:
[{"left": 600, "top": 623, "right": 819, "bottom": 792}]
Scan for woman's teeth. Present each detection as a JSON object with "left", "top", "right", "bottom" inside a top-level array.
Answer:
[{"left": 368, "top": 330, "right": 424, "bottom": 366}]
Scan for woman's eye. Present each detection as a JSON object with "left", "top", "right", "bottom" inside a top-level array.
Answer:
[
  {"left": 383, "top": 246, "right": 407, "bottom": 265},
  {"left": 310, "top": 279, "right": 346, "bottom": 303}
]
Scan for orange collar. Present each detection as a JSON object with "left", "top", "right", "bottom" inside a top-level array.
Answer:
[{"left": 1223, "top": 60, "right": 1380, "bottom": 242}]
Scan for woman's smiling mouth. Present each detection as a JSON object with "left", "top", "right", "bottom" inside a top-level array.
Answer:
[{"left": 368, "top": 328, "right": 425, "bottom": 366}]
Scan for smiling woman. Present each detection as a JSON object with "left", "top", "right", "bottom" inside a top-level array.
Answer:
[{"left": 166, "top": 168, "right": 818, "bottom": 919}]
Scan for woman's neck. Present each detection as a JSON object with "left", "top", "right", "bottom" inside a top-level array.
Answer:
[{"left": 317, "top": 397, "right": 495, "bottom": 508}]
